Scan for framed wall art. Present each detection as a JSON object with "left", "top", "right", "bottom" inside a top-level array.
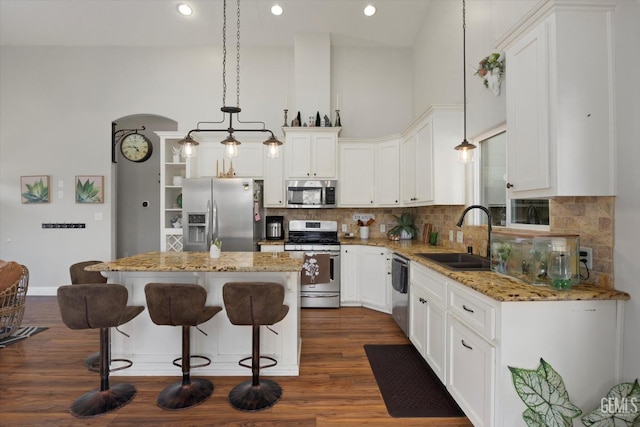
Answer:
[
  {"left": 21, "top": 175, "right": 50, "bottom": 204},
  {"left": 75, "top": 175, "right": 104, "bottom": 204}
]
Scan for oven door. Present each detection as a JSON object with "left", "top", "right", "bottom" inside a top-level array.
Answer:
[{"left": 298, "top": 251, "right": 340, "bottom": 308}]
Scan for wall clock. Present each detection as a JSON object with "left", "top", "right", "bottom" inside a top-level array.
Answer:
[{"left": 120, "top": 133, "right": 153, "bottom": 163}]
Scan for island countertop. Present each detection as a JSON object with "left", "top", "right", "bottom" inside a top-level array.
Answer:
[{"left": 86, "top": 251, "right": 304, "bottom": 273}]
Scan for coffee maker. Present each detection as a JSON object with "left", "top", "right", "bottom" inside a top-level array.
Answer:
[{"left": 265, "top": 216, "right": 284, "bottom": 240}]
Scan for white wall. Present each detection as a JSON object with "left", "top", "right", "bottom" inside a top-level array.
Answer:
[
  {"left": 612, "top": 0, "right": 640, "bottom": 384},
  {"left": 0, "top": 44, "right": 412, "bottom": 292}
]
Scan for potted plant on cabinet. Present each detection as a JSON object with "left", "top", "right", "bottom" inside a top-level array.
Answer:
[{"left": 389, "top": 213, "right": 417, "bottom": 240}]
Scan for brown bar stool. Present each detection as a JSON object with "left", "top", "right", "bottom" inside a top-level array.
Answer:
[
  {"left": 69, "top": 260, "right": 107, "bottom": 369},
  {"left": 57, "top": 283, "right": 144, "bottom": 418},
  {"left": 145, "top": 283, "right": 222, "bottom": 410},
  {"left": 222, "top": 282, "right": 289, "bottom": 411}
]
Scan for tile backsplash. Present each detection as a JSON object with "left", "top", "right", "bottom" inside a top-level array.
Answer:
[{"left": 267, "top": 196, "right": 614, "bottom": 288}]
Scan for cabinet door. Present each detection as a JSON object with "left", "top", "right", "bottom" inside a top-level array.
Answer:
[
  {"left": 287, "top": 134, "right": 312, "bottom": 178},
  {"left": 339, "top": 143, "right": 375, "bottom": 206},
  {"left": 198, "top": 142, "right": 225, "bottom": 177},
  {"left": 409, "top": 283, "right": 428, "bottom": 356},
  {"left": 401, "top": 135, "right": 417, "bottom": 204},
  {"left": 340, "top": 246, "right": 360, "bottom": 305},
  {"left": 447, "top": 316, "right": 495, "bottom": 427},
  {"left": 312, "top": 133, "right": 337, "bottom": 178},
  {"left": 415, "top": 120, "right": 434, "bottom": 203},
  {"left": 264, "top": 152, "right": 284, "bottom": 207},
  {"left": 358, "top": 246, "right": 389, "bottom": 313},
  {"left": 232, "top": 142, "right": 263, "bottom": 177},
  {"left": 506, "top": 22, "right": 550, "bottom": 193},
  {"left": 425, "top": 301, "right": 446, "bottom": 383},
  {"left": 375, "top": 140, "right": 400, "bottom": 206}
]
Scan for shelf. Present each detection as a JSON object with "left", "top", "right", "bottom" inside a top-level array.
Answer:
[
  {"left": 166, "top": 185, "right": 182, "bottom": 189},
  {"left": 166, "top": 162, "right": 186, "bottom": 166},
  {"left": 165, "top": 208, "right": 182, "bottom": 212},
  {"left": 164, "top": 228, "right": 183, "bottom": 234}
]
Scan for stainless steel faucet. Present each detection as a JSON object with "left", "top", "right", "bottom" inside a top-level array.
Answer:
[{"left": 456, "top": 205, "right": 492, "bottom": 259}]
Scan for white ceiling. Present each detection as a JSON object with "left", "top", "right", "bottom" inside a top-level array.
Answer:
[{"left": 0, "top": 0, "right": 432, "bottom": 48}]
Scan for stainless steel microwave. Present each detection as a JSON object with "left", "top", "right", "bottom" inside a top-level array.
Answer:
[{"left": 286, "top": 180, "right": 337, "bottom": 208}]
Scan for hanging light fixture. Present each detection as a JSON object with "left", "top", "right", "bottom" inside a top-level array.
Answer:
[
  {"left": 454, "top": 0, "right": 476, "bottom": 163},
  {"left": 178, "top": 0, "right": 283, "bottom": 159}
]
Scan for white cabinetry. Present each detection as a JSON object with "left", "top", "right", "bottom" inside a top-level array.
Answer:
[
  {"left": 198, "top": 139, "right": 263, "bottom": 178},
  {"left": 157, "top": 132, "right": 193, "bottom": 252},
  {"left": 498, "top": 1, "right": 617, "bottom": 197},
  {"left": 358, "top": 246, "right": 390, "bottom": 313},
  {"left": 260, "top": 244, "right": 285, "bottom": 252},
  {"left": 339, "top": 245, "right": 390, "bottom": 313},
  {"left": 401, "top": 107, "right": 464, "bottom": 206},
  {"left": 407, "top": 260, "right": 624, "bottom": 427},
  {"left": 338, "top": 143, "right": 375, "bottom": 206},
  {"left": 340, "top": 246, "right": 360, "bottom": 305},
  {"left": 375, "top": 140, "right": 401, "bottom": 206},
  {"left": 264, "top": 151, "right": 284, "bottom": 207},
  {"left": 284, "top": 127, "right": 340, "bottom": 179},
  {"left": 409, "top": 262, "right": 446, "bottom": 382}
]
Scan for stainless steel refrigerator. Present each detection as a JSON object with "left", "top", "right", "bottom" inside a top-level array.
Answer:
[{"left": 182, "top": 178, "right": 264, "bottom": 252}]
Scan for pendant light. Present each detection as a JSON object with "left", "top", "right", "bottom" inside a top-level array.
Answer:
[
  {"left": 454, "top": 0, "right": 476, "bottom": 163},
  {"left": 178, "top": 0, "right": 283, "bottom": 159}
]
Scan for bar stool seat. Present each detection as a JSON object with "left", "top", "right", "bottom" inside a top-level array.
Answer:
[
  {"left": 57, "top": 283, "right": 144, "bottom": 418},
  {"left": 223, "top": 281, "right": 289, "bottom": 411},
  {"left": 145, "top": 282, "right": 222, "bottom": 410}
]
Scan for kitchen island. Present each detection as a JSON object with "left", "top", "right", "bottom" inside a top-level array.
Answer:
[{"left": 86, "top": 251, "right": 304, "bottom": 376}]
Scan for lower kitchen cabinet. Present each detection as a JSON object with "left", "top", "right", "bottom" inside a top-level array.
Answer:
[
  {"left": 340, "top": 245, "right": 390, "bottom": 313},
  {"left": 407, "top": 263, "right": 624, "bottom": 427}
]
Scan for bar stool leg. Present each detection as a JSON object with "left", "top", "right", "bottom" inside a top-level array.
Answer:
[
  {"left": 157, "top": 326, "right": 214, "bottom": 410},
  {"left": 70, "top": 328, "right": 137, "bottom": 417},
  {"left": 228, "top": 324, "right": 282, "bottom": 411}
]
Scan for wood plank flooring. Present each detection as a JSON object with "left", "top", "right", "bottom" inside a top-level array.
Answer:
[{"left": 0, "top": 297, "right": 472, "bottom": 426}]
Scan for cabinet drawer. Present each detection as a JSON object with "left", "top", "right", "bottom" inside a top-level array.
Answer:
[
  {"left": 448, "top": 285, "right": 496, "bottom": 341},
  {"left": 410, "top": 263, "right": 446, "bottom": 306}
]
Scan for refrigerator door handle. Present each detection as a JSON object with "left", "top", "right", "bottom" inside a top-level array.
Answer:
[{"left": 210, "top": 200, "right": 218, "bottom": 245}]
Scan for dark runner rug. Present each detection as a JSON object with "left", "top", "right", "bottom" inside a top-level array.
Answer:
[
  {"left": 364, "top": 344, "right": 465, "bottom": 418},
  {"left": 0, "top": 326, "right": 48, "bottom": 348}
]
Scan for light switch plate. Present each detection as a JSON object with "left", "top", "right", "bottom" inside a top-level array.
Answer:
[
  {"left": 341, "top": 224, "right": 347, "bottom": 232},
  {"left": 380, "top": 224, "right": 386, "bottom": 233},
  {"left": 449, "top": 230, "right": 454, "bottom": 241},
  {"left": 456, "top": 230, "right": 464, "bottom": 243}
]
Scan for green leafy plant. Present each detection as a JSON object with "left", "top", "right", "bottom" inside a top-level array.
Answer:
[
  {"left": 389, "top": 213, "right": 416, "bottom": 239},
  {"left": 21, "top": 178, "right": 49, "bottom": 203},
  {"left": 212, "top": 238, "right": 222, "bottom": 250},
  {"left": 76, "top": 179, "right": 102, "bottom": 203},
  {"left": 509, "top": 358, "right": 582, "bottom": 427},
  {"left": 581, "top": 380, "right": 640, "bottom": 426}
]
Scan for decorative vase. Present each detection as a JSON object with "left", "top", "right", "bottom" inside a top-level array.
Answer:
[
  {"left": 210, "top": 245, "right": 221, "bottom": 259},
  {"left": 400, "top": 230, "right": 412, "bottom": 240}
]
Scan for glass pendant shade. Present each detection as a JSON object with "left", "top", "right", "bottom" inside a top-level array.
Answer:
[
  {"left": 264, "top": 135, "right": 283, "bottom": 159},
  {"left": 222, "top": 134, "right": 239, "bottom": 158},
  {"left": 179, "top": 135, "right": 199, "bottom": 158},
  {"left": 455, "top": 140, "right": 476, "bottom": 163}
]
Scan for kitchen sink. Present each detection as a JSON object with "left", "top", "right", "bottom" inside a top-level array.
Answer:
[{"left": 415, "top": 252, "right": 492, "bottom": 271}]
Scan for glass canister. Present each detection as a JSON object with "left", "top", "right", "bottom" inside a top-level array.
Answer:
[{"left": 548, "top": 250, "right": 573, "bottom": 290}]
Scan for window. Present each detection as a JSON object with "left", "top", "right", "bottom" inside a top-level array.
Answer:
[{"left": 474, "top": 124, "right": 549, "bottom": 230}]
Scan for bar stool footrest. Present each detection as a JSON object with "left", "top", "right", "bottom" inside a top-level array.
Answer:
[
  {"left": 88, "top": 357, "right": 134, "bottom": 373},
  {"left": 238, "top": 355, "right": 277, "bottom": 370},
  {"left": 172, "top": 355, "right": 211, "bottom": 370}
]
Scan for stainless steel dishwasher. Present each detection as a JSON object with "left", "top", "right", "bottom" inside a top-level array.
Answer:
[{"left": 391, "top": 253, "right": 409, "bottom": 337}]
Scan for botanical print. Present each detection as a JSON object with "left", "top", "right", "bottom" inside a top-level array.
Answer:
[
  {"left": 75, "top": 176, "right": 104, "bottom": 204},
  {"left": 302, "top": 256, "right": 320, "bottom": 283},
  {"left": 21, "top": 175, "right": 50, "bottom": 203}
]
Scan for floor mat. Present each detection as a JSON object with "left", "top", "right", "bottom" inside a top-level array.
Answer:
[{"left": 0, "top": 326, "right": 48, "bottom": 348}]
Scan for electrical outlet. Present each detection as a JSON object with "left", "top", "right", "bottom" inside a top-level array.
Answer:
[
  {"left": 580, "top": 247, "right": 593, "bottom": 269},
  {"left": 341, "top": 224, "right": 347, "bottom": 232},
  {"left": 380, "top": 224, "right": 386, "bottom": 233},
  {"left": 456, "top": 230, "right": 464, "bottom": 244},
  {"left": 449, "top": 230, "right": 454, "bottom": 241}
]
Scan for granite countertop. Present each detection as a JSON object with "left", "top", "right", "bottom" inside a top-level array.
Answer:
[
  {"left": 85, "top": 251, "right": 304, "bottom": 273},
  {"left": 341, "top": 237, "right": 630, "bottom": 302}
]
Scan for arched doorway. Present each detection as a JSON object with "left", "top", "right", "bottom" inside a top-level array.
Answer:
[{"left": 113, "top": 114, "right": 177, "bottom": 258}]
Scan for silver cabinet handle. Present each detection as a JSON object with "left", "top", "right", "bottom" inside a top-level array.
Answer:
[
  {"left": 462, "top": 304, "right": 474, "bottom": 313},
  {"left": 461, "top": 340, "right": 473, "bottom": 350}
]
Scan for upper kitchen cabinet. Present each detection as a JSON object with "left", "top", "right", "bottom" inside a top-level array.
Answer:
[
  {"left": 283, "top": 127, "right": 340, "bottom": 179},
  {"left": 197, "top": 138, "right": 264, "bottom": 178},
  {"left": 401, "top": 107, "right": 465, "bottom": 206},
  {"left": 498, "top": 0, "right": 617, "bottom": 198},
  {"left": 338, "top": 138, "right": 401, "bottom": 207},
  {"left": 263, "top": 148, "right": 285, "bottom": 207}
]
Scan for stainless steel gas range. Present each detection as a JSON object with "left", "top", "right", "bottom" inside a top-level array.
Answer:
[{"left": 285, "top": 220, "right": 340, "bottom": 308}]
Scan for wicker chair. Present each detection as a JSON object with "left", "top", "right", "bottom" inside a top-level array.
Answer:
[{"left": 0, "top": 264, "right": 29, "bottom": 339}]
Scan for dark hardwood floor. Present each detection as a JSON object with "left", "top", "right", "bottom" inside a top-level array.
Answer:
[{"left": 0, "top": 297, "right": 472, "bottom": 426}]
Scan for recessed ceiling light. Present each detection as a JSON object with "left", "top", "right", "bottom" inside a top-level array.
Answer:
[
  {"left": 177, "top": 3, "right": 193, "bottom": 16},
  {"left": 271, "top": 4, "right": 283, "bottom": 16},
  {"left": 364, "top": 4, "right": 376, "bottom": 17}
]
